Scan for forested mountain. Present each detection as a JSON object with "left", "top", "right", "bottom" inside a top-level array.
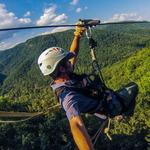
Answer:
[
  {"left": 0, "top": 24, "right": 149, "bottom": 150},
  {"left": 0, "top": 24, "right": 150, "bottom": 99}
]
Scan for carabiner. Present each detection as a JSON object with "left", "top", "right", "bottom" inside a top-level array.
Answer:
[{"left": 85, "top": 26, "right": 92, "bottom": 39}]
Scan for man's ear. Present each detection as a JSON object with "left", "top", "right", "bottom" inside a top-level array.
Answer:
[{"left": 59, "top": 66, "right": 66, "bottom": 73}]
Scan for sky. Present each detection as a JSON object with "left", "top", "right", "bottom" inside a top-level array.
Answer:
[{"left": 0, "top": 0, "right": 150, "bottom": 50}]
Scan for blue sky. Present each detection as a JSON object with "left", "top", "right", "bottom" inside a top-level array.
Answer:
[{"left": 0, "top": 0, "right": 150, "bottom": 50}]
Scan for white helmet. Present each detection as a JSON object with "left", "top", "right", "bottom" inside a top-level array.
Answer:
[{"left": 38, "top": 47, "right": 75, "bottom": 76}]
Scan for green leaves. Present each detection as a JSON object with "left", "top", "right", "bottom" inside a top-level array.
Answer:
[{"left": 0, "top": 24, "right": 149, "bottom": 149}]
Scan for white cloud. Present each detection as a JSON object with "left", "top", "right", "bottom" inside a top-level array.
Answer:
[
  {"left": 51, "top": 13, "right": 68, "bottom": 23},
  {"left": 106, "top": 13, "right": 143, "bottom": 22},
  {"left": 76, "top": 8, "right": 82, "bottom": 13},
  {"left": 42, "top": 27, "right": 72, "bottom": 35},
  {"left": 36, "top": 5, "right": 56, "bottom": 26},
  {"left": 36, "top": 5, "right": 68, "bottom": 26},
  {"left": 18, "top": 18, "right": 31, "bottom": 24},
  {"left": 0, "top": 3, "right": 32, "bottom": 50},
  {"left": 0, "top": 31, "right": 37, "bottom": 51},
  {"left": 0, "top": 34, "right": 20, "bottom": 50},
  {"left": 0, "top": 4, "right": 69, "bottom": 50},
  {"left": 0, "top": 41, "right": 9, "bottom": 50},
  {"left": 84, "top": 6, "right": 88, "bottom": 10},
  {"left": 24, "top": 11, "right": 31, "bottom": 17},
  {"left": 0, "top": 40, "right": 17, "bottom": 50},
  {"left": 0, "top": 3, "right": 32, "bottom": 29},
  {"left": 70, "top": 0, "right": 79, "bottom": 5},
  {"left": 0, "top": 26, "right": 72, "bottom": 50}
]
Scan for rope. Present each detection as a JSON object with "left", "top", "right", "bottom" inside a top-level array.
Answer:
[
  {"left": 91, "top": 119, "right": 108, "bottom": 146},
  {"left": 91, "top": 118, "right": 112, "bottom": 146},
  {"left": 0, "top": 112, "right": 43, "bottom": 123},
  {"left": 0, "top": 104, "right": 60, "bottom": 124}
]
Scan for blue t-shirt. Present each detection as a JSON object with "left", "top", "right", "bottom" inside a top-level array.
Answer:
[{"left": 51, "top": 79, "right": 103, "bottom": 120}]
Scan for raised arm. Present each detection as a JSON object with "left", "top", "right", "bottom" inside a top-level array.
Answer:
[{"left": 69, "top": 22, "right": 86, "bottom": 66}]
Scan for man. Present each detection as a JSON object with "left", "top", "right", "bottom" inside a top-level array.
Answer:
[{"left": 38, "top": 22, "right": 138, "bottom": 150}]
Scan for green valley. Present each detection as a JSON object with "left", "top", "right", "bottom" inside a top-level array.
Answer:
[{"left": 0, "top": 24, "right": 149, "bottom": 150}]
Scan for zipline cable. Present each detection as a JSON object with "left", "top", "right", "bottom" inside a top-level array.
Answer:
[{"left": 0, "top": 21, "right": 149, "bottom": 31}]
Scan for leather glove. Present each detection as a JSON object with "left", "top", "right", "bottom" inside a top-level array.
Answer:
[{"left": 74, "top": 21, "right": 86, "bottom": 37}]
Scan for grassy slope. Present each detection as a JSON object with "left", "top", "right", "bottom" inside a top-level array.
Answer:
[{"left": 93, "top": 47, "right": 150, "bottom": 150}]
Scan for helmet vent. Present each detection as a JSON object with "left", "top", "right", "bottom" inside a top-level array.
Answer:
[{"left": 47, "top": 65, "right": 51, "bottom": 69}]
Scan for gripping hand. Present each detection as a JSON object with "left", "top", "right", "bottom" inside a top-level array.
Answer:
[{"left": 74, "top": 21, "right": 86, "bottom": 37}]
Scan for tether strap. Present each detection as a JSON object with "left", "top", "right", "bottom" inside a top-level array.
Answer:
[
  {"left": 104, "top": 118, "right": 112, "bottom": 140},
  {"left": 92, "top": 119, "right": 108, "bottom": 146},
  {"left": 92, "top": 118, "right": 112, "bottom": 146}
]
